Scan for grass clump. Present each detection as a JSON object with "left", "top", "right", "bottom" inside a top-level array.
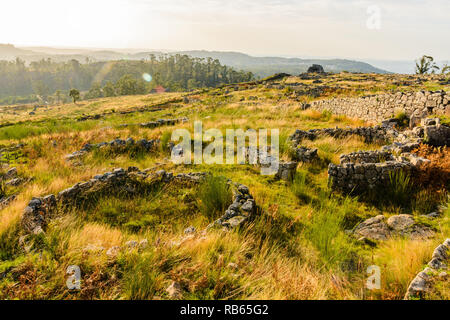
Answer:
[
  {"left": 394, "top": 111, "right": 409, "bottom": 128},
  {"left": 306, "top": 197, "right": 360, "bottom": 270},
  {"left": 386, "top": 170, "right": 412, "bottom": 208},
  {"left": 292, "top": 171, "right": 310, "bottom": 203},
  {"left": 197, "top": 175, "right": 232, "bottom": 219}
]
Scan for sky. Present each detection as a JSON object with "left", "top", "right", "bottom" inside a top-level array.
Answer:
[{"left": 1, "top": 0, "right": 449, "bottom": 61}]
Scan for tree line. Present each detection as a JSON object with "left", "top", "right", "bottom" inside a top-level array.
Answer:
[{"left": 0, "top": 54, "right": 254, "bottom": 105}]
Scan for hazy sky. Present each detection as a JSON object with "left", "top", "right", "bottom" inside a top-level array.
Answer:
[{"left": 1, "top": 0, "right": 449, "bottom": 60}]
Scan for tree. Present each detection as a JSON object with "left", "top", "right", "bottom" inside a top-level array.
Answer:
[
  {"left": 415, "top": 55, "right": 439, "bottom": 74},
  {"left": 84, "top": 82, "right": 103, "bottom": 99},
  {"left": 115, "top": 74, "right": 146, "bottom": 96},
  {"left": 103, "top": 81, "right": 116, "bottom": 97},
  {"left": 55, "top": 90, "right": 62, "bottom": 104},
  {"left": 69, "top": 89, "right": 80, "bottom": 104},
  {"left": 441, "top": 64, "right": 450, "bottom": 74}
]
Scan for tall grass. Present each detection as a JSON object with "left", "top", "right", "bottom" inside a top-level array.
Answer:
[
  {"left": 306, "top": 197, "right": 360, "bottom": 270},
  {"left": 292, "top": 171, "right": 310, "bottom": 203},
  {"left": 386, "top": 170, "right": 412, "bottom": 208},
  {"left": 197, "top": 176, "right": 232, "bottom": 219}
]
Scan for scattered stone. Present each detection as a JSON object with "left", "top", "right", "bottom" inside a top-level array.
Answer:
[
  {"left": 106, "top": 246, "right": 121, "bottom": 259},
  {"left": 184, "top": 226, "right": 196, "bottom": 234},
  {"left": 83, "top": 244, "right": 105, "bottom": 254},
  {"left": 227, "top": 262, "right": 239, "bottom": 270},
  {"left": 124, "top": 240, "right": 138, "bottom": 250},
  {"left": 166, "top": 281, "right": 183, "bottom": 299},
  {"left": 139, "top": 239, "right": 149, "bottom": 250}
]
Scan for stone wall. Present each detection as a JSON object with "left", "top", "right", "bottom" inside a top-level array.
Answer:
[
  {"left": 404, "top": 239, "right": 449, "bottom": 299},
  {"left": 327, "top": 118, "right": 449, "bottom": 194},
  {"left": 290, "top": 125, "right": 394, "bottom": 144},
  {"left": 310, "top": 90, "right": 449, "bottom": 123},
  {"left": 65, "top": 138, "right": 159, "bottom": 161},
  {"left": 328, "top": 158, "right": 414, "bottom": 194},
  {"left": 21, "top": 168, "right": 257, "bottom": 235}
]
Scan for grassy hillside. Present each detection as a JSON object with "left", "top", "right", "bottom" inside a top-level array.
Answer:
[{"left": 0, "top": 72, "right": 448, "bottom": 300}]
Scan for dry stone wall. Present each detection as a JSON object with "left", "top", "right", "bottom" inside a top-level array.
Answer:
[
  {"left": 404, "top": 238, "right": 449, "bottom": 299},
  {"left": 310, "top": 90, "right": 449, "bottom": 123},
  {"left": 21, "top": 168, "right": 257, "bottom": 235},
  {"left": 328, "top": 118, "right": 448, "bottom": 194}
]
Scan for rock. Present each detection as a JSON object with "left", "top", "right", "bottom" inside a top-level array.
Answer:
[
  {"left": 4, "top": 167, "right": 17, "bottom": 179},
  {"left": 386, "top": 214, "right": 415, "bottom": 231},
  {"left": 106, "top": 246, "right": 121, "bottom": 259},
  {"left": 83, "top": 244, "right": 105, "bottom": 254},
  {"left": 354, "top": 215, "right": 390, "bottom": 241},
  {"left": 222, "top": 216, "right": 247, "bottom": 229},
  {"left": 294, "top": 147, "right": 318, "bottom": 163},
  {"left": 184, "top": 226, "right": 196, "bottom": 234},
  {"left": 275, "top": 161, "right": 297, "bottom": 181},
  {"left": 428, "top": 258, "right": 447, "bottom": 270},
  {"left": 432, "top": 244, "right": 449, "bottom": 261},
  {"left": 404, "top": 267, "right": 434, "bottom": 299},
  {"left": 227, "top": 263, "right": 239, "bottom": 270},
  {"left": 139, "top": 239, "right": 149, "bottom": 250},
  {"left": 5, "top": 178, "right": 24, "bottom": 187},
  {"left": 124, "top": 240, "right": 138, "bottom": 250},
  {"left": 166, "top": 281, "right": 183, "bottom": 299},
  {"left": 444, "top": 238, "right": 450, "bottom": 248},
  {"left": 241, "top": 200, "right": 255, "bottom": 214},
  {"left": 426, "top": 212, "right": 440, "bottom": 219},
  {"left": 307, "top": 64, "right": 325, "bottom": 73},
  {"left": 237, "top": 185, "right": 250, "bottom": 194}
]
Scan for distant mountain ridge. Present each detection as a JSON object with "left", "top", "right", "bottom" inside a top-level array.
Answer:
[{"left": 0, "top": 44, "right": 389, "bottom": 77}]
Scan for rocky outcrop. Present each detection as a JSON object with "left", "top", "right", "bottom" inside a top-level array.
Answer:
[
  {"left": 404, "top": 239, "right": 449, "bottom": 299},
  {"left": 353, "top": 214, "right": 434, "bottom": 241},
  {"left": 307, "top": 64, "right": 325, "bottom": 73},
  {"left": 310, "top": 90, "right": 449, "bottom": 123}
]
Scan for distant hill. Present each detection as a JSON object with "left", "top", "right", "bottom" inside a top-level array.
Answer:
[
  {"left": 176, "top": 50, "right": 390, "bottom": 76},
  {"left": 0, "top": 44, "right": 390, "bottom": 77}
]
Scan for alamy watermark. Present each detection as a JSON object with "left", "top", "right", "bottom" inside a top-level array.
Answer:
[
  {"left": 66, "top": 265, "right": 81, "bottom": 290},
  {"left": 366, "top": 5, "right": 381, "bottom": 30},
  {"left": 366, "top": 265, "right": 381, "bottom": 290},
  {"left": 170, "top": 121, "right": 280, "bottom": 175}
]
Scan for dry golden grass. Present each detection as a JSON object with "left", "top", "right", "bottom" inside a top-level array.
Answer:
[{"left": 370, "top": 238, "right": 438, "bottom": 300}]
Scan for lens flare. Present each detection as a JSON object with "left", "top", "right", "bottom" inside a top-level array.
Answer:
[{"left": 142, "top": 73, "right": 152, "bottom": 82}]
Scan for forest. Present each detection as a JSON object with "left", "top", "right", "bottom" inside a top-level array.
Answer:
[{"left": 0, "top": 54, "right": 254, "bottom": 105}]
